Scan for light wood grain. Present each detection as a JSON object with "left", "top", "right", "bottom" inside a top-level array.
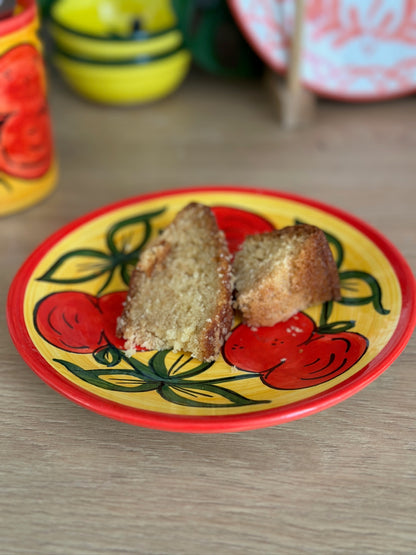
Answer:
[{"left": 1, "top": 64, "right": 416, "bottom": 555}]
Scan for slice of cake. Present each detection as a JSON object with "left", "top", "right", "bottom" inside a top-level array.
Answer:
[
  {"left": 233, "top": 224, "right": 341, "bottom": 327},
  {"left": 117, "top": 202, "right": 234, "bottom": 362}
]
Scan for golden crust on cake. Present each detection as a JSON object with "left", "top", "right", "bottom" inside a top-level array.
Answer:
[
  {"left": 117, "top": 202, "right": 234, "bottom": 362},
  {"left": 233, "top": 224, "right": 341, "bottom": 327}
]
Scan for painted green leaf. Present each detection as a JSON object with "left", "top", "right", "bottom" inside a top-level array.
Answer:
[
  {"left": 106, "top": 208, "right": 166, "bottom": 256},
  {"left": 146, "top": 350, "right": 214, "bottom": 380},
  {"left": 37, "top": 249, "right": 112, "bottom": 284},
  {"left": 324, "top": 230, "right": 344, "bottom": 269},
  {"left": 37, "top": 207, "right": 166, "bottom": 293},
  {"left": 159, "top": 382, "right": 265, "bottom": 408},
  {"left": 319, "top": 300, "right": 333, "bottom": 327},
  {"left": 169, "top": 358, "right": 214, "bottom": 379},
  {"left": 123, "top": 352, "right": 164, "bottom": 381},
  {"left": 55, "top": 355, "right": 269, "bottom": 408},
  {"left": 340, "top": 270, "right": 390, "bottom": 315},
  {"left": 318, "top": 301, "right": 355, "bottom": 333},
  {"left": 93, "top": 345, "right": 122, "bottom": 367},
  {"left": 317, "top": 321, "right": 356, "bottom": 333},
  {"left": 100, "top": 376, "right": 159, "bottom": 392},
  {"left": 54, "top": 359, "right": 159, "bottom": 392},
  {"left": 148, "top": 350, "right": 172, "bottom": 379},
  {"left": 120, "top": 262, "right": 134, "bottom": 288}
]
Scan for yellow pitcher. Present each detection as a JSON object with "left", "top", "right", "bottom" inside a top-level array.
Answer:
[{"left": 0, "top": 0, "right": 57, "bottom": 216}]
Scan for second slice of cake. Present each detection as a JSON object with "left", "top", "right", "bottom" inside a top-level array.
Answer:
[
  {"left": 233, "top": 224, "right": 341, "bottom": 327},
  {"left": 117, "top": 202, "right": 234, "bottom": 362}
]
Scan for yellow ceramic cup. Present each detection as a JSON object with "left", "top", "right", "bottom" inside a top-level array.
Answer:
[
  {"left": 49, "top": 21, "right": 183, "bottom": 61},
  {"left": 49, "top": 0, "right": 182, "bottom": 62},
  {"left": 50, "top": 0, "right": 177, "bottom": 37},
  {"left": 53, "top": 47, "right": 191, "bottom": 105},
  {"left": 0, "top": 0, "right": 57, "bottom": 216}
]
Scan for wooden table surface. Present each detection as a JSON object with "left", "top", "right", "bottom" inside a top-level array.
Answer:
[{"left": 2, "top": 66, "right": 416, "bottom": 555}]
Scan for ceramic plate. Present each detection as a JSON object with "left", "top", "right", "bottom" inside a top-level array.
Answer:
[
  {"left": 7, "top": 186, "right": 416, "bottom": 432},
  {"left": 228, "top": 0, "right": 416, "bottom": 101}
]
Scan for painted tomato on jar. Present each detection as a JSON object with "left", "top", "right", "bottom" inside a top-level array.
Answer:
[
  {"left": 0, "top": 108, "right": 53, "bottom": 178},
  {"left": 0, "top": 44, "right": 53, "bottom": 179},
  {"left": 0, "top": 44, "right": 45, "bottom": 114}
]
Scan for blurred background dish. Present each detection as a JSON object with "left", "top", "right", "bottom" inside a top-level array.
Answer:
[
  {"left": 50, "top": 21, "right": 183, "bottom": 61},
  {"left": 50, "top": 0, "right": 177, "bottom": 37},
  {"left": 53, "top": 46, "right": 191, "bottom": 105},
  {"left": 228, "top": 0, "right": 416, "bottom": 101},
  {"left": 48, "top": 0, "right": 191, "bottom": 103},
  {"left": 49, "top": 0, "right": 183, "bottom": 61},
  {"left": 171, "top": 0, "right": 261, "bottom": 78}
]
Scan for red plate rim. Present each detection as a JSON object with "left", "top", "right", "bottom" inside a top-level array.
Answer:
[{"left": 7, "top": 185, "right": 416, "bottom": 432}]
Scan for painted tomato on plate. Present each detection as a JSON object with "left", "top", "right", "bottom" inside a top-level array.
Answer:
[
  {"left": 223, "top": 312, "right": 368, "bottom": 389},
  {"left": 211, "top": 205, "right": 275, "bottom": 255},
  {"left": 34, "top": 291, "right": 128, "bottom": 353}
]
